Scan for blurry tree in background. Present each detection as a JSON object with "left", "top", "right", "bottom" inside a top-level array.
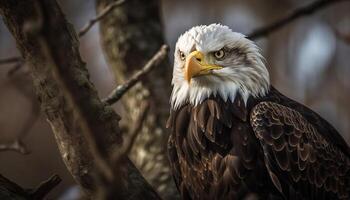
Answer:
[
  {"left": 96, "top": 0, "right": 177, "bottom": 198},
  {"left": 0, "top": 0, "right": 349, "bottom": 199}
]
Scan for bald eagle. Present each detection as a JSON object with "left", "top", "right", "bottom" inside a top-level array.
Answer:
[{"left": 167, "top": 24, "right": 350, "bottom": 200}]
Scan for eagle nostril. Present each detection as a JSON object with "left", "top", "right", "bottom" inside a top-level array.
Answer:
[{"left": 196, "top": 57, "right": 201, "bottom": 62}]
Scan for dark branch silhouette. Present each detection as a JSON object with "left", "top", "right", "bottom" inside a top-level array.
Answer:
[
  {"left": 0, "top": 57, "right": 22, "bottom": 64},
  {"left": 0, "top": 57, "right": 24, "bottom": 76},
  {"left": 0, "top": 174, "right": 61, "bottom": 199},
  {"left": 29, "top": 174, "right": 62, "bottom": 199},
  {"left": 247, "top": 0, "right": 348, "bottom": 40}
]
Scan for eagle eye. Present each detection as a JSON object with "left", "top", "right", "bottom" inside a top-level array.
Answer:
[
  {"left": 179, "top": 50, "right": 186, "bottom": 61},
  {"left": 214, "top": 49, "right": 225, "bottom": 60}
]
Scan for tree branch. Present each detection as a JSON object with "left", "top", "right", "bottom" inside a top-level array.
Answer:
[
  {"left": 0, "top": 174, "right": 61, "bottom": 199},
  {"left": 103, "top": 44, "right": 169, "bottom": 105},
  {"left": 0, "top": 56, "right": 24, "bottom": 75},
  {"left": 96, "top": 1, "right": 176, "bottom": 197},
  {"left": 79, "top": 0, "right": 125, "bottom": 37},
  {"left": 0, "top": 57, "right": 22, "bottom": 64},
  {"left": 0, "top": 0, "right": 161, "bottom": 199},
  {"left": 35, "top": 11, "right": 115, "bottom": 187},
  {"left": 29, "top": 174, "right": 62, "bottom": 199},
  {"left": 247, "top": 0, "right": 348, "bottom": 40}
]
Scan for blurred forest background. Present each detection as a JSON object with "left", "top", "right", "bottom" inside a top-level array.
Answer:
[{"left": 0, "top": 0, "right": 349, "bottom": 199}]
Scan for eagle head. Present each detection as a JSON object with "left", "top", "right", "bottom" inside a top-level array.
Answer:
[{"left": 171, "top": 24, "right": 270, "bottom": 109}]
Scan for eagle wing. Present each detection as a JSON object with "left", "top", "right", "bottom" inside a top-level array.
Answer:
[{"left": 250, "top": 101, "right": 350, "bottom": 199}]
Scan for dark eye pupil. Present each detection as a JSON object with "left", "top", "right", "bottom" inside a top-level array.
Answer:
[
  {"left": 215, "top": 50, "right": 224, "bottom": 58},
  {"left": 180, "top": 51, "right": 185, "bottom": 60}
]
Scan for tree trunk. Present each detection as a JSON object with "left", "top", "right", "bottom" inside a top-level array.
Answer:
[
  {"left": 96, "top": 0, "right": 178, "bottom": 198},
  {"left": 0, "top": 0, "right": 160, "bottom": 199}
]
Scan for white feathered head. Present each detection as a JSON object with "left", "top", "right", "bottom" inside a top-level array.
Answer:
[{"left": 171, "top": 24, "right": 270, "bottom": 109}]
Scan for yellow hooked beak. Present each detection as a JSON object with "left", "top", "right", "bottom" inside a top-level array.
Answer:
[{"left": 184, "top": 51, "right": 222, "bottom": 83}]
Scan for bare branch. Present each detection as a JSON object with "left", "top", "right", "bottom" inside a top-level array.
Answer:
[
  {"left": 0, "top": 53, "right": 24, "bottom": 76},
  {"left": 0, "top": 140, "right": 29, "bottom": 154},
  {"left": 79, "top": 0, "right": 126, "bottom": 37},
  {"left": 0, "top": 174, "right": 61, "bottom": 199},
  {"left": 112, "top": 100, "right": 150, "bottom": 164},
  {"left": 0, "top": 57, "right": 24, "bottom": 75},
  {"left": 247, "top": 0, "right": 348, "bottom": 40},
  {"left": 103, "top": 44, "right": 169, "bottom": 105},
  {"left": 0, "top": 0, "right": 161, "bottom": 198},
  {"left": 0, "top": 57, "right": 22, "bottom": 65},
  {"left": 29, "top": 174, "right": 62, "bottom": 199}
]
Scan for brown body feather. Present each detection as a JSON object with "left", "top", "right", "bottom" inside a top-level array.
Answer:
[{"left": 167, "top": 86, "right": 350, "bottom": 200}]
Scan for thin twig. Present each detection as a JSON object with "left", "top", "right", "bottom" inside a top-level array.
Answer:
[
  {"left": 0, "top": 57, "right": 22, "bottom": 64},
  {"left": 112, "top": 100, "right": 150, "bottom": 164},
  {"left": 247, "top": 0, "right": 348, "bottom": 40},
  {"left": 103, "top": 44, "right": 169, "bottom": 105},
  {"left": 0, "top": 57, "right": 23, "bottom": 72},
  {"left": 79, "top": 0, "right": 126, "bottom": 37},
  {"left": 29, "top": 174, "right": 62, "bottom": 199},
  {"left": 0, "top": 55, "right": 24, "bottom": 76},
  {"left": 0, "top": 140, "right": 29, "bottom": 154}
]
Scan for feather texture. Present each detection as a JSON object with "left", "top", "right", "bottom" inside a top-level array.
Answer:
[
  {"left": 167, "top": 87, "right": 350, "bottom": 200},
  {"left": 251, "top": 101, "right": 350, "bottom": 199},
  {"left": 168, "top": 94, "right": 280, "bottom": 200}
]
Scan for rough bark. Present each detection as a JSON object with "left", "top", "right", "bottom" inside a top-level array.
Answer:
[
  {"left": 96, "top": 0, "right": 178, "bottom": 199},
  {"left": 0, "top": 0, "right": 160, "bottom": 199}
]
